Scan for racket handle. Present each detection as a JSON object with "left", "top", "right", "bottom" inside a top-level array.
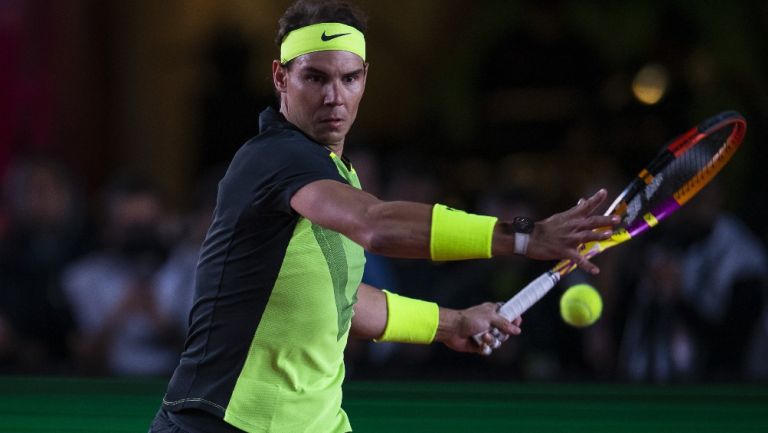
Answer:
[
  {"left": 472, "top": 271, "right": 561, "bottom": 351},
  {"left": 498, "top": 271, "right": 561, "bottom": 320}
]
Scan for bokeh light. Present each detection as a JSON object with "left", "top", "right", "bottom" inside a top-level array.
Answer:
[{"left": 632, "top": 63, "right": 669, "bottom": 105}]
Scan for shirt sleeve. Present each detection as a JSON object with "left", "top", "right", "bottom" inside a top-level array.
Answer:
[{"left": 224, "top": 132, "right": 347, "bottom": 215}]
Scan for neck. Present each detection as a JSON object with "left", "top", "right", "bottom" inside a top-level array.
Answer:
[{"left": 326, "top": 142, "right": 344, "bottom": 157}]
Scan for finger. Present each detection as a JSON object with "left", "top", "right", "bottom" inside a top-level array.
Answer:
[
  {"left": 481, "top": 332, "right": 497, "bottom": 345},
  {"left": 569, "top": 251, "right": 600, "bottom": 275},
  {"left": 578, "top": 228, "right": 615, "bottom": 244},
  {"left": 491, "top": 316, "right": 521, "bottom": 335},
  {"left": 491, "top": 337, "right": 502, "bottom": 349},
  {"left": 489, "top": 328, "right": 510, "bottom": 343},
  {"left": 488, "top": 328, "right": 505, "bottom": 348},
  {"left": 580, "top": 215, "right": 621, "bottom": 231},
  {"left": 492, "top": 304, "right": 517, "bottom": 332},
  {"left": 578, "top": 189, "right": 608, "bottom": 215},
  {"left": 512, "top": 316, "right": 523, "bottom": 327}
]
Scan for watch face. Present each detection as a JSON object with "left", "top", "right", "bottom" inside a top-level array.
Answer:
[{"left": 513, "top": 216, "right": 535, "bottom": 234}]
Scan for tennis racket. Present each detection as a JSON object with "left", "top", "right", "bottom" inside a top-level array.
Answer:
[{"left": 475, "top": 110, "right": 747, "bottom": 354}]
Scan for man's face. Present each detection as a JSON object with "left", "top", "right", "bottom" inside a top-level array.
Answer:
[{"left": 273, "top": 51, "right": 367, "bottom": 147}]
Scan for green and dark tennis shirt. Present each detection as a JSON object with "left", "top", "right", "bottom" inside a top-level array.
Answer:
[{"left": 162, "top": 107, "right": 365, "bottom": 433}]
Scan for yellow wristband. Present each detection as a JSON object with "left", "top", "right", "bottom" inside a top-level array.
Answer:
[
  {"left": 430, "top": 204, "right": 498, "bottom": 261},
  {"left": 375, "top": 290, "right": 439, "bottom": 344}
]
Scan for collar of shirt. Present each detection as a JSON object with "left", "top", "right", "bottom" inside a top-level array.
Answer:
[
  {"left": 258, "top": 106, "right": 297, "bottom": 133},
  {"left": 257, "top": 106, "right": 354, "bottom": 170}
]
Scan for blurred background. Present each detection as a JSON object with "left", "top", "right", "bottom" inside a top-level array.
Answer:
[{"left": 1, "top": 0, "right": 767, "bottom": 385}]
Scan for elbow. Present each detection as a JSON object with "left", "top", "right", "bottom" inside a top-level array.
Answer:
[
  {"left": 356, "top": 213, "right": 393, "bottom": 255},
  {"left": 363, "top": 230, "right": 389, "bottom": 255}
]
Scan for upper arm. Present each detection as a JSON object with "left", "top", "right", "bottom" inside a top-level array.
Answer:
[
  {"left": 290, "top": 179, "right": 381, "bottom": 248},
  {"left": 290, "top": 178, "right": 434, "bottom": 258}
]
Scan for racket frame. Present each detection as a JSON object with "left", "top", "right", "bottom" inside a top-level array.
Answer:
[{"left": 473, "top": 111, "right": 746, "bottom": 354}]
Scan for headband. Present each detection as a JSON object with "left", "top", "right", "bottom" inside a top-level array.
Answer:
[{"left": 280, "top": 22, "right": 366, "bottom": 64}]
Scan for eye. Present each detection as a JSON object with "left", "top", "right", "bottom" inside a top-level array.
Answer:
[
  {"left": 343, "top": 73, "right": 359, "bottom": 83},
  {"left": 306, "top": 74, "right": 321, "bottom": 83}
]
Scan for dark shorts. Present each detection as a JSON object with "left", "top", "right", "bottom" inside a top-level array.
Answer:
[
  {"left": 148, "top": 408, "right": 190, "bottom": 433},
  {"left": 148, "top": 407, "right": 246, "bottom": 433},
  {"left": 148, "top": 407, "right": 350, "bottom": 433}
]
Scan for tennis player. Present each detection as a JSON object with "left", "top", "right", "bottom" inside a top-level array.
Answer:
[{"left": 149, "top": 1, "right": 617, "bottom": 432}]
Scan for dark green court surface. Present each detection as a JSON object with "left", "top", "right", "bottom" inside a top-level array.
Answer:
[{"left": 1, "top": 376, "right": 766, "bottom": 432}]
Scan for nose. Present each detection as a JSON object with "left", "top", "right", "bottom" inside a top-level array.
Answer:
[{"left": 323, "top": 80, "right": 344, "bottom": 106}]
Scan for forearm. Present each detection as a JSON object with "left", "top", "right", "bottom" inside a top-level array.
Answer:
[
  {"left": 352, "top": 296, "right": 471, "bottom": 346},
  {"left": 350, "top": 283, "right": 388, "bottom": 340},
  {"left": 351, "top": 284, "right": 522, "bottom": 354},
  {"left": 292, "top": 180, "right": 499, "bottom": 260},
  {"left": 434, "top": 307, "right": 463, "bottom": 343},
  {"left": 292, "top": 180, "right": 617, "bottom": 269},
  {"left": 361, "top": 201, "right": 433, "bottom": 258},
  {"left": 365, "top": 201, "right": 505, "bottom": 261},
  {"left": 351, "top": 283, "right": 439, "bottom": 344},
  {"left": 490, "top": 221, "right": 517, "bottom": 257}
]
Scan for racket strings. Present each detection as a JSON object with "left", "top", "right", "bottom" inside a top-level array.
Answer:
[
  {"left": 623, "top": 124, "right": 735, "bottom": 227},
  {"left": 665, "top": 127, "right": 729, "bottom": 189}
]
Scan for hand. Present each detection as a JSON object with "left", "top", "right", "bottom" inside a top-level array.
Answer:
[
  {"left": 527, "top": 189, "right": 619, "bottom": 274},
  {"left": 435, "top": 303, "right": 522, "bottom": 355}
]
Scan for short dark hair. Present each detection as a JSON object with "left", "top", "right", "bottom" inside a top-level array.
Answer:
[{"left": 275, "top": 0, "right": 368, "bottom": 47}]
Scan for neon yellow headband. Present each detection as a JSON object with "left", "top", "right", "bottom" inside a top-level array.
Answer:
[{"left": 280, "top": 22, "right": 366, "bottom": 64}]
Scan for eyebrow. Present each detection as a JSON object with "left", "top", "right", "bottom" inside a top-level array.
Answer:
[
  {"left": 300, "top": 66, "right": 364, "bottom": 76},
  {"left": 301, "top": 66, "right": 328, "bottom": 75}
]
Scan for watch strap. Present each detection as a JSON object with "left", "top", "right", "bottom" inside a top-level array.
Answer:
[{"left": 514, "top": 232, "right": 530, "bottom": 255}]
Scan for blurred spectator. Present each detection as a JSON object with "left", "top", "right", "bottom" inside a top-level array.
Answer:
[
  {"left": 0, "top": 158, "right": 87, "bottom": 372},
  {"left": 617, "top": 183, "right": 768, "bottom": 382},
  {"left": 154, "top": 168, "right": 222, "bottom": 333},
  {"left": 62, "top": 175, "right": 182, "bottom": 376}
]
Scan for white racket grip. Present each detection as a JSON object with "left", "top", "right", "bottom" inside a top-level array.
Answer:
[
  {"left": 472, "top": 271, "right": 561, "bottom": 351},
  {"left": 497, "top": 271, "right": 561, "bottom": 321}
]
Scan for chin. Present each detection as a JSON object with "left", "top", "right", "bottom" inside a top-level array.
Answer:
[{"left": 316, "top": 130, "right": 347, "bottom": 146}]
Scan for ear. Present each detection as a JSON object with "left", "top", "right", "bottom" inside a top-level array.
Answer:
[{"left": 272, "top": 60, "right": 288, "bottom": 94}]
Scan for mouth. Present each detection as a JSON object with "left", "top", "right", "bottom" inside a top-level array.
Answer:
[{"left": 320, "top": 117, "right": 345, "bottom": 129}]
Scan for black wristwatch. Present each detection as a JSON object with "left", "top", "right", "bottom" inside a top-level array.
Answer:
[
  {"left": 512, "top": 216, "right": 535, "bottom": 234},
  {"left": 511, "top": 217, "right": 534, "bottom": 255}
]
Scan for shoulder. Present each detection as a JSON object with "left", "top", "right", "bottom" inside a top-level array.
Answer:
[
  {"left": 232, "top": 127, "right": 341, "bottom": 186},
  {"left": 250, "top": 128, "right": 327, "bottom": 159},
  {"left": 233, "top": 107, "right": 330, "bottom": 163},
  {"left": 216, "top": 128, "right": 343, "bottom": 211}
]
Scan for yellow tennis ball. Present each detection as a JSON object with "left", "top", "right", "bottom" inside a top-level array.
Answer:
[{"left": 560, "top": 284, "right": 603, "bottom": 327}]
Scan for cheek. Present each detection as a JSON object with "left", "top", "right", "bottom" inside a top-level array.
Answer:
[
  {"left": 296, "top": 84, "right": 324, "bottom": 106},
  {"left": 347, "top": 86, "right": 365, "bottom": 112},
  {"left": 350, "top": 91, "right": 363, "bottom": 113}
]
